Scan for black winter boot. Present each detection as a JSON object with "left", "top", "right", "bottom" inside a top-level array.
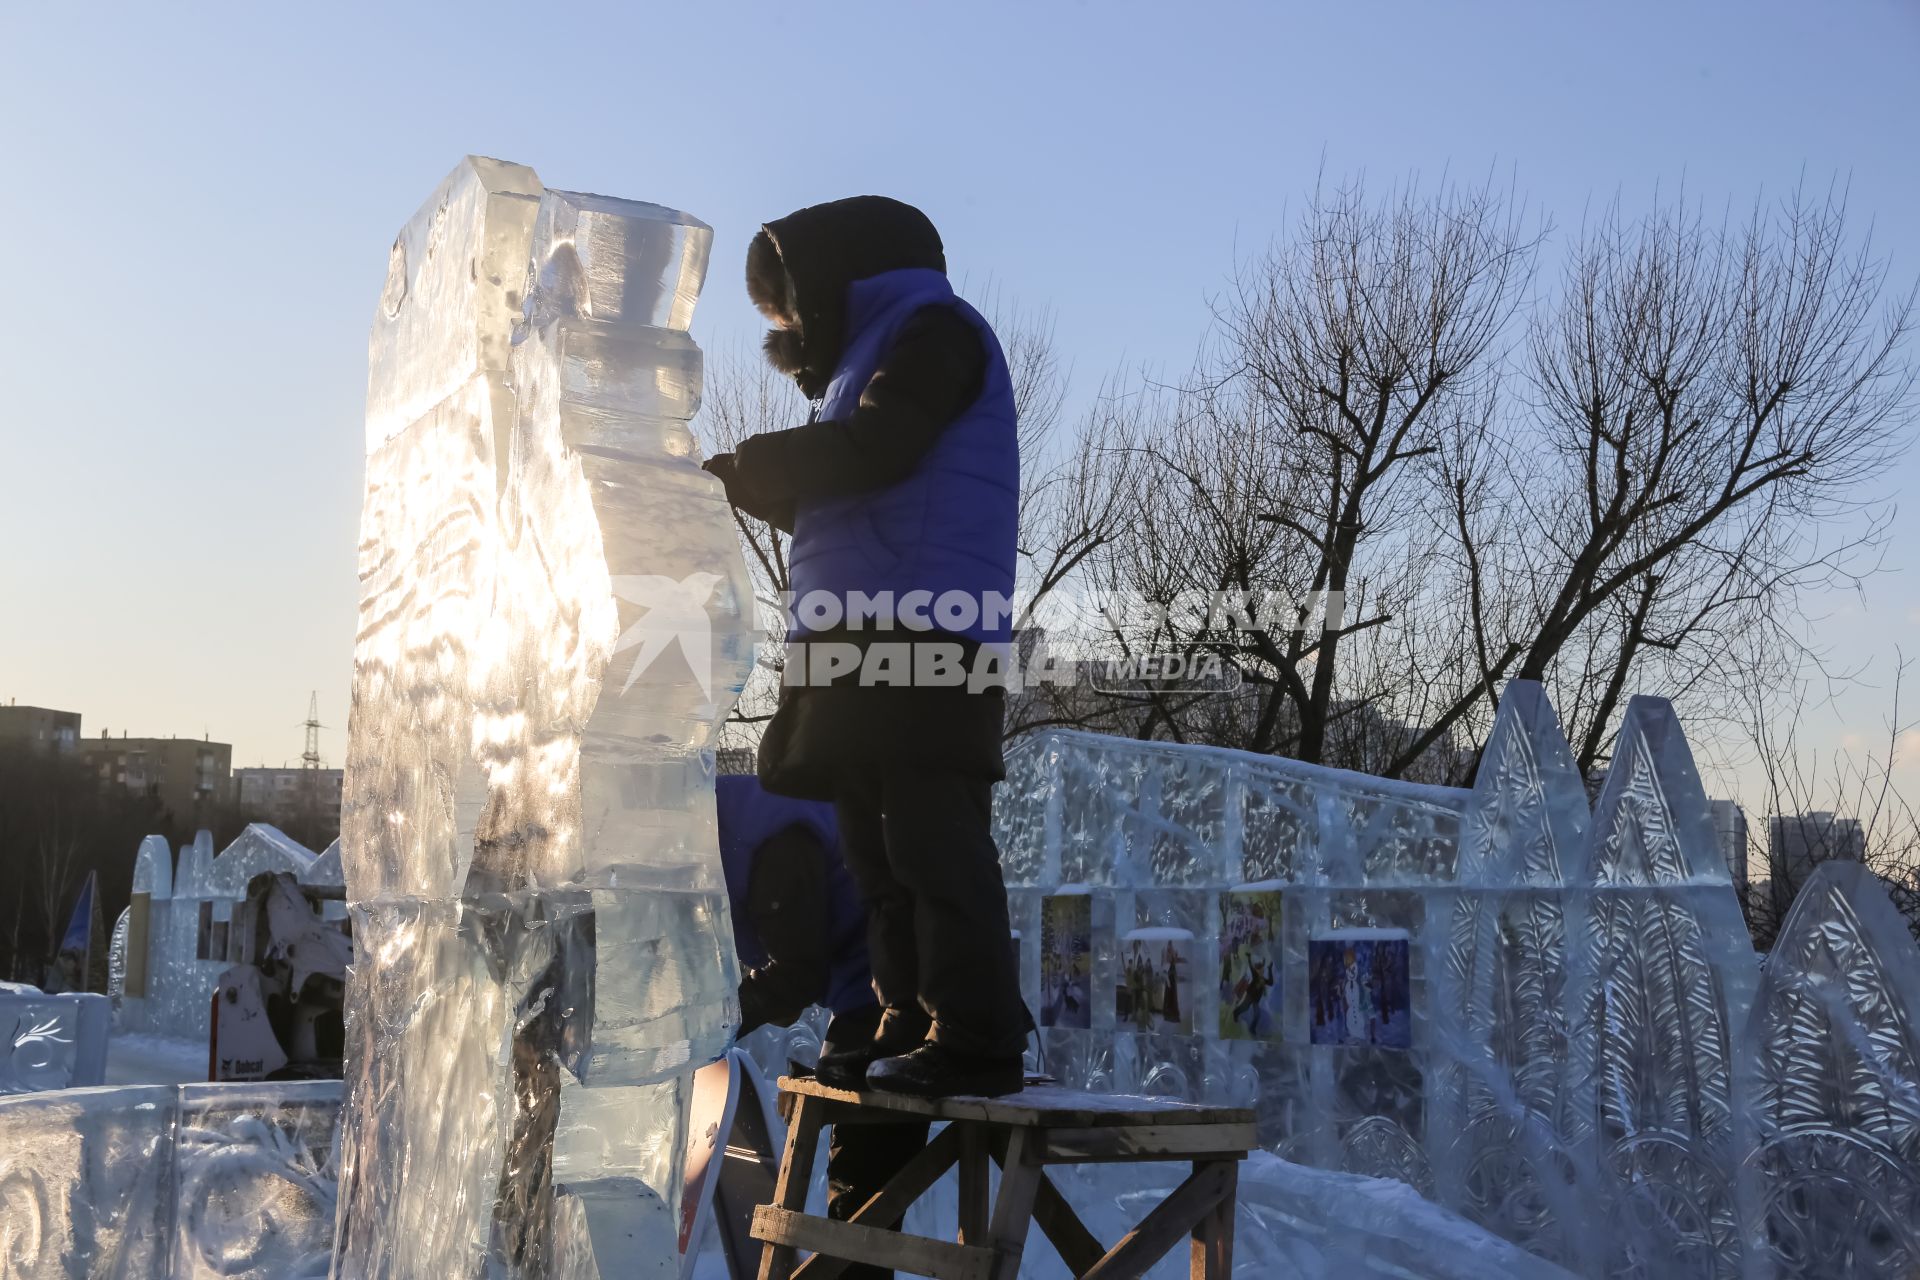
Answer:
[
  {"left": 865, "top": 1042, "right": 1024, "bottom": 1099},
  {"left": 815, "top": 1006, "right": 928, "bottom": 1091}
]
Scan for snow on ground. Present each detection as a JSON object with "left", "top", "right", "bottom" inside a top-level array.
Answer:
[
  {"left": 105, "top": 1032, "right": 206, "bottom": 1085},
  {"left": 687, "top": 1148, "right": 1574, "bottom": 1279}
]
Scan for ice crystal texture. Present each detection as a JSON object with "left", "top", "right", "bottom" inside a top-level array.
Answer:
[{"left": 335, "top": 157, "right": 752, "bottom": 1278}]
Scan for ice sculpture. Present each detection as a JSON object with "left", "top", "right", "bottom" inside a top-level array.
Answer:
[
  {"left": 1738, "top": 859, "right": 1920, "bottom": 1277},
  {"left": 116, "top": 825, "right": 320, "bottom": 1041},
  {"left": 336, "top": 157, "right": 752, "bottom": 1278},
  {"left": 0, "top": 1080, "right": 341, "bottom": 1279},
  {"left": 992, "top": 682, "right": 1802, "bottom": 1278}
]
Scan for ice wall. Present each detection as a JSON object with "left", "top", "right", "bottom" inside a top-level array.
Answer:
[
  {"left": 995, "top": 681, "right": 1897, "bottom": 1278},
  {"left": 1738, "top": 859, "right": 1920, "bottom": 1277},
  {"left": 0, "top": 1080, "right": 340, "bottom": 1279},
  {"left": 336, "top": 157, "right": 753, "bottom": 1279}
]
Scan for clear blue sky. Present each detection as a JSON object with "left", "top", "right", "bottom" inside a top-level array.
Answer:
[{"left": 2, "top": 0, "right": 1915, "bottom": 806}]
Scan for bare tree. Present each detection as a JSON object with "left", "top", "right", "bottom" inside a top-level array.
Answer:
[
  {"left": 1082, "top": 174, "right": 1537, "bottom": 774},
  {"left": 0, "top": 745, "right": 154, "bottom": 982},
  {"left": 1739, "top": 653, "right": 1920, "bottom": 947},
  {"left": 1079, "top": 177, "right": 1917, "bottom": 793},
  {"left": 1484, "top": 186, "right": 1918, "bottom": 777}
]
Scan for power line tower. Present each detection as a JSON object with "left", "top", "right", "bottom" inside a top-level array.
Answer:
[
  {"left": 302, "top": 691, "right": 324, "bottom": 772},
  {"left": 298, "top": 692, "right": 326, "bottom": 847}
]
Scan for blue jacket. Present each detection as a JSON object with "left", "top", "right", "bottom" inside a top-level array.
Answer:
[
  {"left": 787, "top": 268, "right": 1019, "bottom": 648},
  {"left": 716, "top": 774, "right": 872, "bottom": 1016}
]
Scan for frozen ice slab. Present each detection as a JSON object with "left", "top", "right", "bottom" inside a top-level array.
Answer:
[
  {"left": 1426, "top": 683, "right": 1594, "bottom": 1262},
  {"left": 2, "top": 989, "right": 109, "bottom": 1093},
  {"left": 0, "top": 1084, "right": 177, "bottom": 1278},
  {"left": 1567, "top": 696, "right": 1756, "bottom": 1278},
  {"left": 171, "top": 1082, "right": 339, "bottom": 1279},
  {"left": 0, "top": 1080, "right": 343, "bottom": 1278},
  {"left": 1738, "top": 859, "right": 1920, "bottom": 1277},
  {"left": 338, "top": 157, "right": 753, "bottom": 1278}
]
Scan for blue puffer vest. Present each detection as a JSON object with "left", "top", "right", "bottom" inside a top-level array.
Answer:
[
  {"left": 787, "top": 268, "right": 1019, "bottom": 647},
  {"left": 715, "top": 774, "right": 873, "bottom": 1016}
]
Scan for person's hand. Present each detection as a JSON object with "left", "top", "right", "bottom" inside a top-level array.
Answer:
[{"left": 701, "top": 451, "right": 738, "bottom": 488}]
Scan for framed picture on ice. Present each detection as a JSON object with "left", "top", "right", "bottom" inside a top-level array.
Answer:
[
  {"left": 1218, "top": 888, "right": 1282, "bottom": 1041},
  {"left": 1118, "top": 926, "right": 1194, "bottom": 1035},
  {"left": 1038, "top": 893, "right": 1092, "bottom": 1030},
  {"left": 1308, "top": 928, "right": 1412, "bottom": 1049}
]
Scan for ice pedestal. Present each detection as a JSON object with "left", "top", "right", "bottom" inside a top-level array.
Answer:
[{"left": 337, "top": 158, "right": 753, "bottom": 1277}]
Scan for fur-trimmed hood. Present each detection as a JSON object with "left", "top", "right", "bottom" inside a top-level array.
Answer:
[{"left": 747, "top": 196, "right": 947, "bottom": 399}]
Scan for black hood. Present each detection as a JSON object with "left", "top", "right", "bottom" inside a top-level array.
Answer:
[{"left": 749, "top": 196, "right": 946, "bottom": 399}]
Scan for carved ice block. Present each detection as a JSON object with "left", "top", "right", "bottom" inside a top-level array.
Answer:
[{"left": 336, "top": 157, "right": 754, "bottom": 1278}]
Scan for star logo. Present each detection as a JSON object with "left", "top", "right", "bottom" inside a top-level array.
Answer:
[{"left": 609, "top": 572, "right": 723, "bottom": 700}]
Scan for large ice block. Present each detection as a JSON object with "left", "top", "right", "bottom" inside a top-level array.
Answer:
[
  {"left": 0, "top": 1084, "right": 176, "bottom": 1278},
  {"left": 0, "top": 1080, "right": 343, "bottom": 1279},
  {"left": 336, "top": 157, "right": 753, "bottom": 1278}
]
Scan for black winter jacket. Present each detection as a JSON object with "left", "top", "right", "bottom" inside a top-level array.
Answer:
[{"left": 705, "top": 198, "right": 1009, "bottom": 796}]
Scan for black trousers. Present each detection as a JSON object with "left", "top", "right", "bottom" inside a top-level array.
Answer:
[
  {"left": 821, "top": 1009, "right": 929, "bottom": 1280},
  {"left": 833, "top": 767, "right": 1027, "bottom": 1058}
]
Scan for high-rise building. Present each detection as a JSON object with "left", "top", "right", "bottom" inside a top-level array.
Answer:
[
  {"left": 0, "top": 703, "right": 82, "bottom": 756},
  {"left": 76, "top": 731, "right": 232, "bottom": 826},
  {"left": 1709, "top": 799, "right": 1749, "bottom": 887},
  {"left": 1767, "top": 810, "right": 1866, "bottom": 895}
]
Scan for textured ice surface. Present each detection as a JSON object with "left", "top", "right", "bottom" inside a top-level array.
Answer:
[
  {"left": 336, "top": 157, "right": 752, "bottom": 1278},
  {"left": 3, "top": 1080, "right": 1567, "bottom": 1280},
  {"left": 0, "top": 1080, "right": 339, "bottom": 1279},
  {"left": 996, "top": 681, "right": 1920, "bottom": 1278},
  {"left": 1738, "top": 859, "right": 1920, "bottom": 1277},
  {"left": 1, "top": 990, "right": 109, "bottom": 1094}
]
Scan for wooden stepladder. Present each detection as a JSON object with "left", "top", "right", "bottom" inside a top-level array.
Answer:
[{"left": 751, "top": 1077, "right": 1254, "bottom": 1280}]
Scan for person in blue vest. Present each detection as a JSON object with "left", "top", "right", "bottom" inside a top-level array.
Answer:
[
  {"left": 703, "top": 197, "right": 1027, "bottom": 1098},
  {"left": 719, "top": 773, "right": 873, "bottom": 1038},
  {"left": 717, "top": 772, "right": 926, "bottom": 1280}
]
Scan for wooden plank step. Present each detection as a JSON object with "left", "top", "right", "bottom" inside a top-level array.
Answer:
[
  {"left": 1039, "top": 1122, "right": 1258, "bottom": 1163},
  {"left": 751, "top": 1206, "right": 993, "bottom": 1280},
  {"left": 778, "top": 1076, "right": 1255, "bottom": 1129}
]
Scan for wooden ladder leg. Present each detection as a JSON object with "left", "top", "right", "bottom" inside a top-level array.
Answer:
[
  {"left": 1188, "top": 1159, "right": 1237, "bottom": 1280},
  {"left": 986, "top": 1129, "right": 1044, "bottom": 1280},
  {"left": 957, "top": 1123, "right": 991, "bottom": 1245},
  {"left": 758, "top": 1094, "right": 826, "bottom": 1280}
]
